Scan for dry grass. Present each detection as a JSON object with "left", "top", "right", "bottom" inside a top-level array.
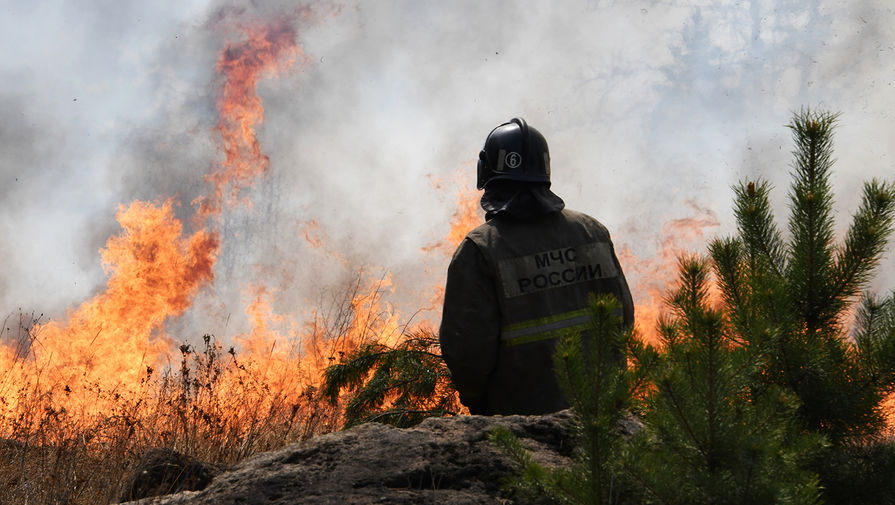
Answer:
[
  {"left": 0, "top": 332, "right": 337, "bottom": 504},
  {"left": 0, "top": 277, "right": 398, "bottom": 504}
]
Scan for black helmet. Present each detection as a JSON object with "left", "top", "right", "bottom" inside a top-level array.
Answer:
[{"left": 476, "top": 117, "right": 551, "bottom": 190}]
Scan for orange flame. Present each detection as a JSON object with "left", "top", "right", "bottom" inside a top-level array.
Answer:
[
  {"left": 0, "top": 21, "right": 310, "bottom": 436},
  {"left": 420, "top": 170, "right": 484, "bottom": 314},
  {"left": 422, "top": 183, "right": 483, "bottom": 255},
  {"left": 1, "top": 200, "right": 218, "bottom": 418},
  {"left": 618, "top": 200, "right": 721, "bottom": 344},
  {"left": 195, "top": 21, "right": 302, "bottom": 223}
]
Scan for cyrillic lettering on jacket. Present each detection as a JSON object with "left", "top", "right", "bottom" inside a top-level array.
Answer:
[{"left": 496, "top": 242, "right": 618, "bottom": 298}]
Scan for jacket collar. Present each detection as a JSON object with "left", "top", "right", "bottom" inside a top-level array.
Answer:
[{"left": 481, "top": 181, "right": 565, "bottom": 221}]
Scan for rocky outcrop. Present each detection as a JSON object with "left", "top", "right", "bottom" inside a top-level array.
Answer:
[{"left": 124, "top": 411, "right": 588, "bottom": 505}]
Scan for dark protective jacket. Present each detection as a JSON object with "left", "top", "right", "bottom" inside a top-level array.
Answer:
[{"left": 439, "top": 208, "right": 634, "bottom": 415}]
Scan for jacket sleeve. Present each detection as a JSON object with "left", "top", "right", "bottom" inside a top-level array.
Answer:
[
  {"left": 609, "top": 240, "right": 636, "bottom": 329},
  {"left": 438, "top": 238, "right": 501, "bottom": 414}
]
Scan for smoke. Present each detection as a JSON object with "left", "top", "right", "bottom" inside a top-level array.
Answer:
[
  {"left": 2, "top": 0, "right": 894, "bottom": 337},
  {"left": 0, "top": 88, "right": 108, "bottom": 312}
]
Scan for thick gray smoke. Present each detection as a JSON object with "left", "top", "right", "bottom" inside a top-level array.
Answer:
[{"left": 2, "top": 0, "right": 894, "bottom": 339}]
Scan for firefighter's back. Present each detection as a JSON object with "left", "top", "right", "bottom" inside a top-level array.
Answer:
[{"left": 465, "top": 208, "right": 633, "bottom": 414}]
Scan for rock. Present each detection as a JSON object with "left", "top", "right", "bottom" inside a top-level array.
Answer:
[
  {"left": 119, "top": 447, "right": 224, "bottom": 502},
  {"left": 123, "top": 411, "right": 582, "bottom": 505}
]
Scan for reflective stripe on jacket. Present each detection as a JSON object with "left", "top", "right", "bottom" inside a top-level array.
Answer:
[{"left": 439, "top": 209, "right": 634, "bottom": 415}]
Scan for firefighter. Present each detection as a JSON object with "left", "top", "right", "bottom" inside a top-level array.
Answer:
[{"left": 439, "top": 117, "right": 634, "bottom": 415}]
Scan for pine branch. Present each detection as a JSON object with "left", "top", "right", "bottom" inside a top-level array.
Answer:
[
  {"left": 831, "top": 180, "right": 895, "bottom": 309},
  {"left": 709, "top": 238, "right": 747, "bottom": 319},
  {"left": 659, "top": 376, "right": 709, "bottom": 462},
  {"left": 854, "top": 291, "right": 895, "bottom": 391},
  {"left": 733, "top": 179, "right": 787, "bottom": 280},
  {"left": 321, "top": 328, "right": 460, "bottom": 428},
  {"left": 494, "top": 294, "right": 640, "bottom": 504},
  {"left": 786, "top": 108, "right": 840, "bottom": 335}
]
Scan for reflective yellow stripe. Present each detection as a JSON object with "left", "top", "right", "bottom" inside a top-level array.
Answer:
[
  {"left": 503, "top": 323, "right": 590, "bottom": 346},
  {"left": 501, "top": 309, "right": 589, "bottom": 346}
]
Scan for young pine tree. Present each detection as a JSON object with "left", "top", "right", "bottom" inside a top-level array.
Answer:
[
  {"left": 709, "top": 108, "right": 895, "bottom": 503},
  {"left": 626, "top": 256, "right": 824, "bottom": 505}
]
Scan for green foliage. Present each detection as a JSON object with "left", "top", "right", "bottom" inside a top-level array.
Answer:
[
  {"left": 490, "top": 294, "right": 655, "bottom": 505},
  {"left": 708, "top": 108, "right": 895, "bottom": 503},
  {"left": 854, "top": 290, "right": 895, "bottom": 388},
  {"left": 321, "top": 328, "right": 460, "bottom": 428},
  {"left": 713, "top": 110, "right": 895, "bottom": 441},
  {"left": 812, "top": 440, "right": 895, "bottom": 505},
  {"left": 627, "top": 256, "right": 824, "bottom": 505}
]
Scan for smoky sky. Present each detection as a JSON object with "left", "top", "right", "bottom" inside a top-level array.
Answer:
[{"left": 2, "top": 0, "right": 894, "bottom": 338}]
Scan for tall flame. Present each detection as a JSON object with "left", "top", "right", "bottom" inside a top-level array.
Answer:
[
  {"left": 196, "top": 21, "right": 301, "bottom": 222},
  {"left": 0, "top": 21, "right": 309, "bottom": 432},
  {"left": 1, "top": 200, "right": 218, "bottom": 417}
]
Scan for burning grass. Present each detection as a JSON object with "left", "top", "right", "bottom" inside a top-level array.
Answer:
[
  {"left": 0, "top": 20, "right": 342, "bottom": 503},
  {"left": 0, "top": 273, "right": 411, "bottom": 504}
]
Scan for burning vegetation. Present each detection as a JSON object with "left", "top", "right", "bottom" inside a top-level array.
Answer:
[
  {"left": 0, "top": 10, "right": 498, "bottom": 500},
  {"left": 0, "top": 19, "right": 446, "bottom": 503}
]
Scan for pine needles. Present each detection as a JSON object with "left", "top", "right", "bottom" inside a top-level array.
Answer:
[
  {"left": 628, "top": 256, "right": 824, "bottom": 505},
  {"left": 321, "top": 328, "right": 461, "bottom": 428}
]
